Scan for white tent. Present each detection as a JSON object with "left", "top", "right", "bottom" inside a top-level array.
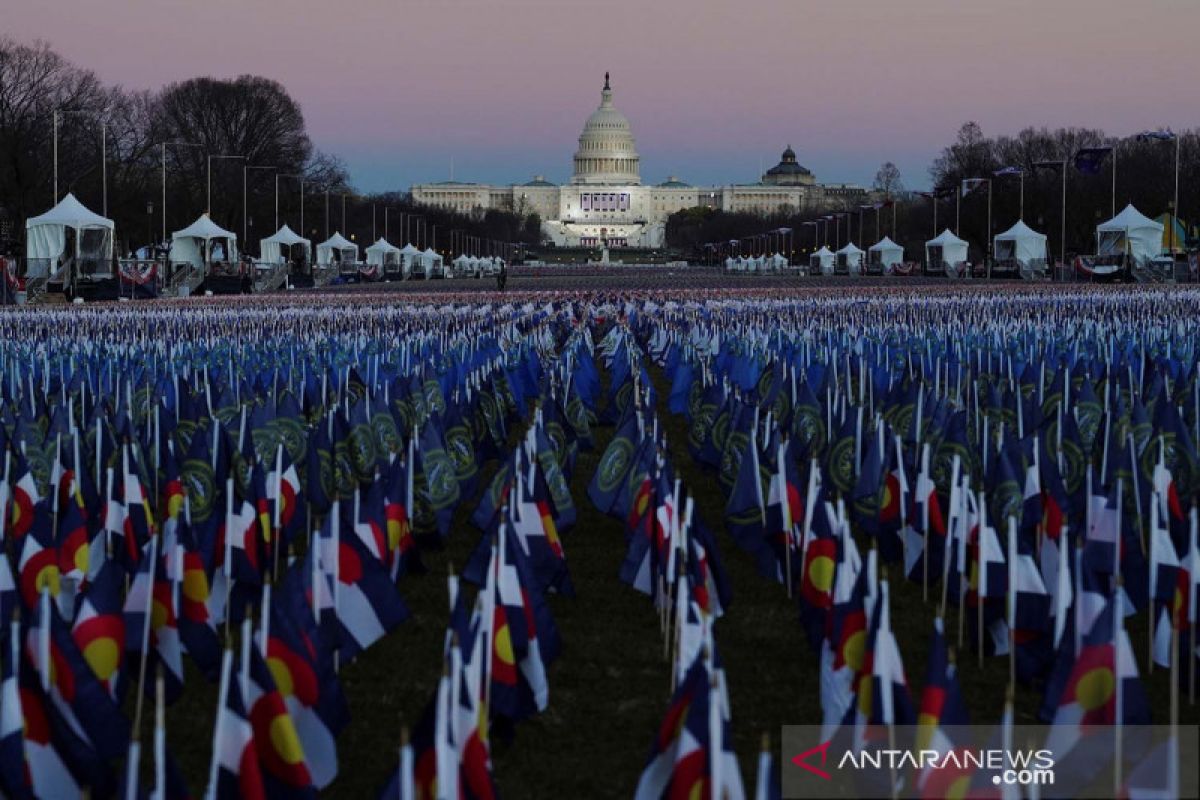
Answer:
[
  {"left": 316, "top": 232, "right": 358, "bottom": 266},
  {"left": 364, "top": 237, "right": 401, "bottom": 266},
  {"left": 170, "top": 214, "right": 238, "bottom": 270},
  {"left": 453, "top": 253, "right": 472, "bottom": 276},
  {"left": 868, "top": 236, "right": 904, "bottom": 269},
  {"left": 724, "top": 256, "right": 736, "bottom": 272},
  {"left": 420, "top": 247, "right": 443, "bottom": 279},
  {"left": 993, "top": 220, "right": 1047, "bottom": 266},
  {"left": 25, "top": 193, "right": 115, "bottom": 263},
  {"left": 836, "top": 242, "right": 864, "bottom": 270},
  {"left": 771, "top": 252, "right": 788, "bottom": 270},
  {"left": 810, "top": 246, "right": 834, "bottom": 274},
  {"left": 1096, "top": 204, "right": 1164, "bottom": 264},
  {"left": 925, "top": 229, "right": 968, "bottom": 270},
  {"left": 259, "top": 224, "right": 310, "bottom": 265},
  {"left": 399, "top": 243, "right": 422, "bottom": 276}
]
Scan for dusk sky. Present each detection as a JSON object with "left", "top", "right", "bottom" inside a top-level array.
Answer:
[{"left": 8, "top": 0, "right": 1199, "bottom": 193}]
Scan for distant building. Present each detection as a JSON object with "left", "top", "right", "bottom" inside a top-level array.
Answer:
[{"left": 411, "top": 74, "right": 869, "bottom": 248}]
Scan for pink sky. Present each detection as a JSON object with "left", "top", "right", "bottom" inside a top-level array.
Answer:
[{"left": 9, "top": 0, "right": 1198, "bottom": 192}]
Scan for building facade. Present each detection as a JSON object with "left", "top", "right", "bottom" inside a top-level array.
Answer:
[{"left": 411, "top": 74, "right": 869, "bottom": 249}]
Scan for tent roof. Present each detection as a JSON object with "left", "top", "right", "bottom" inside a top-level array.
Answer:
[
  {"left": 365, "top": 237, "right": 400, "bottom": 254},
  {"left": 174, "top": 213, "right": 236, "bottom": 242},
  {"left": 399, "top": 243, "right": 421, "bottom": 255},
  {"left": 26, "top": 193, "right": 114, "bottom": 231},
  {"left": 994, "top": 219, "right": 1046, "bottom": 241},
  {"left": 261, "top": 224, "right": 309, "bottom": 247},
  {"left": 869, "top": 236, "right": 902, "bottom": 252},
  {"left": 453, "top": 254, "right": 472, "bottom": 263},
  {"left": 836, "top": 242, "right": 864, "bottom": 255},
  {"left": 927, "top": 228, "right": 967, "bottom": 247},
  {"left": 813, "top": 246, "right": 833, "bottom": 256},
  {"left": 318, "top": 232, "right": 357, "bottom": 250},
  {"left": 422, "top": 248, "right": 440, "bottom": 258},
  {"left": 1098, "top": 204, "right": 1163, "bottom": 233}
]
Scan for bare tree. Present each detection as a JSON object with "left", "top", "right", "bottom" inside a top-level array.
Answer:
[
  {"left": 0, "top": 38, "right": 105, "bottom": 239},
  {"left": 873, "top": 162, "right": 904, "bottom": 197}
]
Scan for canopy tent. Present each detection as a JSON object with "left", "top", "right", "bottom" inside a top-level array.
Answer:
[
  {"left": 316, "top": 232, "right": 359, "bottom": 266},
  {"left": 868, "top": 236, "right": 904, "bottom": 268},
  {"left": 835, "top": 242, "right": 864, "bottom": 269},
  {"left": 259, "top": 224, "right": 310, "bottom": 265},
  {"left": 169, "top": 214, "right": 238, "bottom": 270},
  {"left": 1096, "top": 205, "right": 1163, "bottom": 264},
  {"left": 453, "top": 254, "right": 473, "bottom": 275},
  {"left": 419, "top": 247, "right": 443, "bottom": 278},
  {"left": 398, "top": 243, "right": 422, "bottom": 275},
  {"left": 1155, "top": 212, "right": 1189, "bottom": 254},
  {"left": 364, "top": 237, "right": 401, "bottom": 266},
  {"left": 925, "top": 229, "right": 968, "bottom": 269},
  {"left": 992, "top": 220, "right": 1047, "bottom": 266},
  {"left": 809, "top": 246, "right": 834, "bottom": 273},
  {"left": 25, "top": 193, "right": 115, "bottom": 263},
  {"left": 770, "top": 253, "right": 788, "bottom": 269}
]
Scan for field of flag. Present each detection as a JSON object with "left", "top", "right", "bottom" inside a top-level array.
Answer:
[{"left": 0, "top": 282, "right": 1198, "bottom": 798}]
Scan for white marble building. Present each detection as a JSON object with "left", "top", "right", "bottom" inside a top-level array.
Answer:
[{"left": 411, "top": 74, "right": 869, "bottom": 248}]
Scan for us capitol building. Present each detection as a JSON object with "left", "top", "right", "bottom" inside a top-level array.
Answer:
[{"left": 411, "top": 74, "right": 870, "bottom": 249}]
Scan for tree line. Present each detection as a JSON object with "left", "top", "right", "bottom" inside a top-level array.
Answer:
[
  {"left": 0, "top": 37, "right": 537, "bottom": 257},
  {"left": 669, "top": 123, "right": 1198, "bottom": 262}
]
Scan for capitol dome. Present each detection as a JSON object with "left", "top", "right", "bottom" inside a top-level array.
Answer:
[{"left": 571, "top": 73, "right": 640, "bottom": 185}]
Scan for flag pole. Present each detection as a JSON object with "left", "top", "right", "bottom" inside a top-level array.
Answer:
[
  {"left": 1007, "top": 515, "right": 1017, "bottom": 690},
  {"left": 1114, "top": 575, "right": 1124, "bottom": 797},
  {"left": 153, "top": 666, "right": 166, "bottom": 800},
  {"left": 1060, "top": 157, "right": 1067, "bottom": 270},
  {"left": 1190, "top": 506, "right": 1197, "bottom": 705},
  {"left": 977, "top": 489, "right": 986, "bottom": 667}
]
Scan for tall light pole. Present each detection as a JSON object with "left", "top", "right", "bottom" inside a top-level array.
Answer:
[
  {"left": 160, "top": 141, "right": 203, "bottom": 246},
  {"left": 244, "top": 165, "right": 276, "bottom": 245},
  {"left": 1035, "top": 158, "right": 1068, "bottom": 268},
  {"left": 964, "top": 178, "right": 992, "bottom": 262},
  {"left": 207, "top": 154, "right": 244, "bottom": 215},
  {"left": 1138, "top": 130, "right": 1181, "bottom": 254},
  {"left": 279, "top": 174, "right": 305, "bottom": 236},
  {"left": 52, "top": 107, "right": 107, "bottom": 207}
]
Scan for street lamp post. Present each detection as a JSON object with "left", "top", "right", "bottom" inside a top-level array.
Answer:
[
  {"left": 207, "top": 154, "right": 244, "bottom": 215},
  {"left": 160, "top": 141, "right": 203, "bottom": 246},
  {"left": 277, "top": 174, "right": 305, "bottom": 238},
  {"left": 53, "top": 108, "right": 108, "bottom": 208},
  {"left": 243, "top": 165, "right": 276, "bottom": 246}
]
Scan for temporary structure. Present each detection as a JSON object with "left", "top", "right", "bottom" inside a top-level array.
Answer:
[
  {"left": 25, "top": 193, "right": 115, "bottom": 267},
  {"left": 170, "top": 214, "right": 238, "bottom": 271},
  {"left": 925, "top": 229, "right": 969, "bottom": 271},
  {"left": 260, "top": 224, "right": 310, "bottom": 265},
  {"left": 399, "top": 243, "right": 422, "bottom": 276},
  {"left": 868, "top": 236, "right": 904, "bottom": 270},
  {"left": 364, "top": 237, "right": 401, "bottom": 267},
  {"left": 810, "top": 246, "right": 834, "bottom": 274},
  {"left": 835, "top": 242, "right": 864, "bottom": 271},
  {"left": 1096, "top": 205, "right": 1163, "bottom": 265},
  {"left": 316, "top": 232, "right": 358, "bottom": 266},
  {"left": 453, "top": 253, "right": 473, "bottom": 276},
  {"left": 992, "top": 220, "right": 1047, "bottom": 267},
  {"left": 420, "top": 248, "right": 443, "bottom": 279}
]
